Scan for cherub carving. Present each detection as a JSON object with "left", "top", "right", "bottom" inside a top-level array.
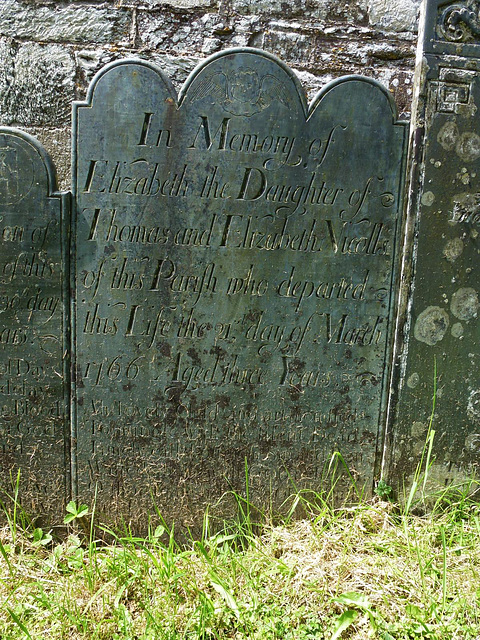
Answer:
[{"left": 186, "top": 68, "right": 295, "bottom": 116}]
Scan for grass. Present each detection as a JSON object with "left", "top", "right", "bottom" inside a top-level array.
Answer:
[{"left": 0, "top": 474, "right": 479, "bottom": 640}]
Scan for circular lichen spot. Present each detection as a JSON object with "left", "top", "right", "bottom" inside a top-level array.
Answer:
[
  {"left": 451, "top": 287, "right": 479, "bottom": 320},
  {"left": 437, "top": 121, "right": 459, "bottom": 150},
  {"left": 443, "top": 237, "right": 463, "bottom": 262},
  {"left": 456, "top": 132, "right": 480, "bottom": 162},
  {"left": 411, "top": 421, "right": 426, "bottom": 438},
  {"left": 414, "top": 306, "right": 449, "bottom": 345},
  {"left": 407, "top": 372, "right": 420, "bottom": 389},
  {"left": 451, "top": 322, "right": 464, "bottom": 338},
  {"left": 421, "top": 191, "right": 435, "bottom": 206}
]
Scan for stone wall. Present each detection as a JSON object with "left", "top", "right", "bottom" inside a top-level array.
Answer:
[{"left": 0, "top": 0, "right": 420, "bottom": 190}]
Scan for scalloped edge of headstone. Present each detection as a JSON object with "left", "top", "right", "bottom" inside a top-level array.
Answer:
[
  {"left": 81, "top": 57, "right": 176, "bottom": 105},
  {"left": 308, "top": 75, "right": 404, "bottom": 124},
  {"left": 72, "top": 49, "right": 405, "bottom": 128},
  {"left": 178, "top": 46, "right": 309, "bottom": 114},
  {"left": 74, "top": 48, "right": 308, "bottom": 115}
]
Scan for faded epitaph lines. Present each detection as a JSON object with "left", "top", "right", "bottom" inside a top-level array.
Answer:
[
  {"left": 0, "top": 128, "right": 70, "bottom": 515},
  {"left": 72, "top": 49, "right": 408, "bottom": 528}
]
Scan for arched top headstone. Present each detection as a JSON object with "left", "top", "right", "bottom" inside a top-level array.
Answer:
[
  {"left": 72, "top": 48, "right": 408, "bottom": 530},
  {"left": 0, "top": 127, "right": 59, "bottom": 205},
  {"left": 0, "top": 128, "right": 69, "bottom": 519}
]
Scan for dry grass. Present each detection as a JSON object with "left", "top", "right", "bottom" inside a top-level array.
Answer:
[{"left": 0, "top": 490, "right": 479, "bottom": 639}]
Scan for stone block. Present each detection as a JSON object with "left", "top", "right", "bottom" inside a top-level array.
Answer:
[
  {"left": 0, "top": 0, "right": 131, "bottom": 44},
  {"left": 264, "top": 27, "right": 415, "bottom": 73},
  {"left": 27, "top": 127, "right": 72, "bottom": 192},
  {"left": 231, "top": 0, "right": 367, "bottom": 22},
  {"left": 231, "top": 0, "right": 307, "bottom": 18},
  {"left": 367, "top": 0, "right": 421, "bottom": 33},
  {"left": 136, "top": 11, "right": 250, "bottom": 53},
  {"left": 0, "top": 42, "right": 75, "bottom": 127},
  {"left": 120, "top": 0, "right": 216, "bottom": 8}
]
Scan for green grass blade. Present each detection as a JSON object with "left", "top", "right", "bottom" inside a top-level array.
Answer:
[
  {"left": 0, "top": 538, "right": 13, "bottom": 577},
  {"left": 330, "top": 609, "right": 358, "bottom": 640},
  {"left": 210, "top": 578, "right": 240, "bottom": 619},
  {"left": 7, "top": 607, "right": 33, "bottom": 640},
  {"left": 441, "top": 524, "right": 447, "bottom": 611}
]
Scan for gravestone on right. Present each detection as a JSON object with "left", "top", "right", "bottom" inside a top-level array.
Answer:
[{"left": 386, "top": 0, "right": 480, "bottom": 492}]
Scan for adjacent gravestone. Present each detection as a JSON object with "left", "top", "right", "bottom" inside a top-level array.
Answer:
[
  {"left": 0, "top": 128, "right": 69, "bottom": 516},
  {"left": 73, "top": 50, "right": 408, "bottom": 527},
  {"left": 386, "top": 0, "right": 480, "bottom": 494}
]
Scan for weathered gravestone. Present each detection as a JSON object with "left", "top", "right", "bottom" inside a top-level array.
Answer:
[
  {"left": 0, "top": 128, "right": 70, "bottom": 516},
  {"left": 73, "top": 49, "right": 408, "bottom": 527},
  {"left": 386, "top": 0, "right": 480, "bottom": 493}
]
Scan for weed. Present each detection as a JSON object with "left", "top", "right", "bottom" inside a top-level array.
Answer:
[
  {"left": 63, "top": 500, "right": 89, "bottom": 526},
  {"left": 0, "top": 450, "right": 478, "bottom": 639},
  {"left": 374, "top": 479, "right": 394, "bottom": 501}
]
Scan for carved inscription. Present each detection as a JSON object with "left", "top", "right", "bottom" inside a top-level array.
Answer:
[
  {"left": 73, "top": 53, "right": 407, "bottom": 524},
  {"left": 0, "top": 130, "right": 68, "bottom": 513}
]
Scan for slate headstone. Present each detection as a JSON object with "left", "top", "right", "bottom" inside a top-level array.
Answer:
[
  {"left": 386, "top": 0, "right": 480, "bottom": 494},
  {"left": 0, "top": 128, "right": 69, "bottom": 516},
  {"left": 73, "top": 50, "right": 408, "bottom": 527}
]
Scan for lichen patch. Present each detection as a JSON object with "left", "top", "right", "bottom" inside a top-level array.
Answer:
[
  {"left": 413, "top": 306, "right": 449, "bottom": 346},
  {"left": 451, "top": 287, "right": 479, "bottom": 321}
]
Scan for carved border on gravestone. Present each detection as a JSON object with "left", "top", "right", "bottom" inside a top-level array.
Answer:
[
  {"left": 421, "top": 0, "right": 480, "bottom": 55},
  {"left": 439, "top": 1, "right": 480, "bottom": 42},
  {"left": 432, "top": 67, "right": 478, "bottom": 115},
  {"left": 69, "top": 57, "right": 177, "bottom": 505},
  {"left": 0, "top": 127, "right": 71, "bottom": 519}
]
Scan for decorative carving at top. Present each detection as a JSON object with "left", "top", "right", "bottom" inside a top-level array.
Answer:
[
  {"left": 440, "top": 2, "right": 480, "bottom": 43},
  {"left": 186, "top": 69, "right": 295, "bottom": 117}
]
